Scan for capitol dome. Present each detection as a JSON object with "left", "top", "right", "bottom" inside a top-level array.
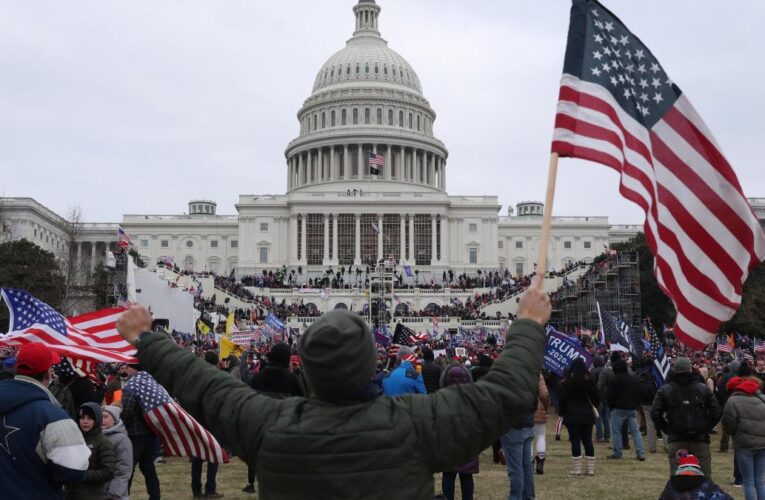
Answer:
[{"left": 285, "top": 0, "right": 448, "bottom": 195}]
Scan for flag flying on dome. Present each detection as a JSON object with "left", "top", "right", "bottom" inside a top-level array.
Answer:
[
  {"left": 552, "top": 0, "right": 765, "bottom": 349},
  {"left": 0, "top": 288, "right": 136, "bottom": 369},
  {"left": 368, "top": 151, "right": 384, "bottom": 175}
]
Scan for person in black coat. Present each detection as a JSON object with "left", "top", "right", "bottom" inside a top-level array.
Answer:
[
  {"left": 420, "top": 347, "right": 442, "bottom": 394},
  {"left": 606, "top": 359, "right": 646, "bottom": 460},
  {"left": 243, "top": 343, "right": 304, "bottom": 494},
  {"left": 558, "top": 358, "right": 599, "bottom": 476}
]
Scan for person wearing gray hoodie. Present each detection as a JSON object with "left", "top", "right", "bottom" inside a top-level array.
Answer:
[{"left": 102, "top": 405, "right": 133, "bottom": 500}]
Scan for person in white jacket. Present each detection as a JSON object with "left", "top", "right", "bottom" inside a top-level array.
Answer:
[{"left": 102, "top": 405, "right": 133, "bottom": 500}]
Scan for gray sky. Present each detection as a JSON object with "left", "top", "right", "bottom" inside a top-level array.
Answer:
[{"left": 1, "top": 1, "right": 763, "bottom": 224}]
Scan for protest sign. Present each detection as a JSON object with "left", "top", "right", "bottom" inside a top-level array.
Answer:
[{"left": 543, "top": 328, "right": 592, "bottom": 377}]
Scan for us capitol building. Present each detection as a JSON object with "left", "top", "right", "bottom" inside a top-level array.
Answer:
[{"left": 3, "top": 0, "right": 763, "bottom": 284}]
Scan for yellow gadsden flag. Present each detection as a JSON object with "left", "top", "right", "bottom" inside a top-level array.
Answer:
[
  {"left": 197, "top": 319, "right": 211, "bottom": 335},
  {"left": 225, "top": 312, "right": 235, "bottom": 339},
  {"left": 220, "top": 336, "right": 244, "bottom": 360}
]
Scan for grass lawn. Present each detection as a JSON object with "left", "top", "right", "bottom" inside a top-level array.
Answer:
[{"left": 131, "top": 419, "right": 744, "bottom": 499}]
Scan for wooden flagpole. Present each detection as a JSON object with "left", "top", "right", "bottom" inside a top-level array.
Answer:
[{"left": 535, "top": 152, "right": 560, "bottom": 288}]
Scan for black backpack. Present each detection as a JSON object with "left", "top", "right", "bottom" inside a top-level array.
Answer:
[
  {"left": 636, "top": 368, "right": 657, "bottom": 402},
  {"left": 666, "top": 383, "right": 709, "bottom": 437},
  {"left": 50, "top": 380, "right": 76, "bottom": 419}
]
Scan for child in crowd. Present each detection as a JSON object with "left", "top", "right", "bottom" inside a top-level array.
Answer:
[
  {"left": 66, "top": 403, "right": 116, "bottom": 500},
  {"left": 102, "top": 405, "right": 133, "bottom": 500}
]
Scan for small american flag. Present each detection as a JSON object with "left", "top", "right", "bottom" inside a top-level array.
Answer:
[
  {"left": 717, "top": 338, "right": 733, "bottom": 353},
  {"left": 117, "top": 226, "right": 130, "bottom": 249},
  {"left": 754, "top": 338, "right": 765, "bottom": 354},
  {"left": 126, "top": 371, "right": 228, "bottom": 464},
  {"left": 0, "top": 288, "right": 136, "bottom": 366},
  {"left": 368, "top": 152, "right": 383, "bottom": 175},
  {"left": 553, "top": 0, "right": 765, "bottom": 349}
]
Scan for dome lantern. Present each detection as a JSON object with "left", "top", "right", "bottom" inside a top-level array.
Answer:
[{"left": 352, "top": 0, "right": 381, "bottom": 38}]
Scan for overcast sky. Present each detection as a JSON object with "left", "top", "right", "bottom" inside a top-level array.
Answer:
[{"left": 1, "top": 1, "right": 763, "bottom": 224}]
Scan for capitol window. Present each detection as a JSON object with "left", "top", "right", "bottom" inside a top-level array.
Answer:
[
  {"left": 408, "top": 113, "right": 413, "bottom": 129},
  {"left": 347, "top": 64, "right": 351, "bottom": 75},
  {"left": 140, "top": 239, "right": 148, "bottom": 248},
  {"left": 365, "top": 64, "right": 369, "bottom": 74},
  {"left": 416, "top": 115, "right": 420, "bottom": 131},
  {"left": 516, "top": 263, "right": 524, "bottom": 276},
  {"left": 468, "top": 223, "right": 477, "bottom": 232},
  {"left": 259, "top": 247, "right": 268, "bottom": 264},
  {"left": 260, "top": 223, "right": 269, "bottom": 232},
  {"left": 211, "top": 240, "right": 218, "bottom": 248},
  {"left": 231, "top": 240, "right": 238, "bottom": 248},
  {"left": 469, "top": 247, "right": 478, "bottom": 264},
  {"left": 356, "top": 63, "right": 360, "bottom": 74},
  {"left": 515, "top": 240, "right": 523, "bottom": 249},
  {"left": 376, "top": 108, "right": 382, "bottom": 124},
  {"left": 322, "top": 112, "right": 326, "bottom": 128},
  {"left": 564, "top": 241, "right": 572, "bottom": 249},
  {"left": 383, "top": 64, "right": 388, "bottom": 75},
  {"left": 498, "top": 240, "right": 503, "bottom": 249},
  {"left": 331, "top": 110, "right": 336, "bottom": 127},
  {"left": 399, "top": 111, "right": 404, "bottom": 127},
  {"left": 584, "top": 241, "right": 592, "bottom": 249},
  {"left": 341, "top": 109, "right": 347, "bottom": 125},
  {"left": 186, "top": 240, "right": 193, "bottom": 248},
  {"left": 374, "top": 63, "right": 379, "bottom": 74},
  {"left": 388, "top": 109, "right": 393, "bottom": 125},
  {"left": 161, "top": 240, "right": 168, "bottom": 248},
  {"left": 364, "top": 108, "right": 370, "bottom": 124},
  {"left": 353, "top": 108, "right": 359, "bottom": 124},
  {"left": 313, "top": 114, "right": 317, "bottom": 130}
]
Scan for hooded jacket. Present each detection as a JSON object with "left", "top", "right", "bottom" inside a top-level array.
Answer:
[
  {"left": 651, "top": 371, "right": 721, "bottom": 443},
  {"left": 722, "top": 377, "right": 765, "bottom": 451},
  {"left": 382, "top": 360, "right": 426, "bottom": 396},
  {"left": 133, "top": 317, "right": 547, "bottom": 500},
  {"left": 65, "top": 403, "right": 116, "bottom": 500},
  {"left": 102, "top": 413, "right": 133, "bottom": 499},
  {"left": 439, "top": 365, "right": 478, "bottom": 475},
  {"left": 0, "top": 376, "right": 90, "bottom": 500}
]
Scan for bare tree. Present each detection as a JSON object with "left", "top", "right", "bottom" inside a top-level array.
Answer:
[{"left": 59, "top": 205, "right": 84, "bottom": 314}]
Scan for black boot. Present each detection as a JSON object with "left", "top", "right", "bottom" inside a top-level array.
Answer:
[{"left": 535, "top": 456, "right": 545, "bottom": 475}]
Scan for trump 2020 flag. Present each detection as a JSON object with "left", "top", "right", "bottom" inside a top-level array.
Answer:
[{"left": 552, "top": 0, "right": 765, "bottom": 349}]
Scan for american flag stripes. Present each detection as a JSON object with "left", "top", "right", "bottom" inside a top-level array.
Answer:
[
  {"left": 717, "top": 338, "right": 733, "bottom": 354},
  {"left": 368, "top": 152, "right": 384, "bottom": 175},
  {"left": 553, "top": 0, "right": 765, "bottom": 349},
  {"left": 0, "top": 288, "right": 136, "bottom": 365},
  {"left": 117, "top": 226, "right": 130, "bottom": 249},
  {"left": 126, "top": 372, "right": 228, "bottom": 464},
  {"left": 754, "top": 338, "right": 765, "bottom": 355}
]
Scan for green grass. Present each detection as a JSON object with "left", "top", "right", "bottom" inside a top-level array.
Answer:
[{"left": 131, "top": 419, "right": 744, "bottom": 499}]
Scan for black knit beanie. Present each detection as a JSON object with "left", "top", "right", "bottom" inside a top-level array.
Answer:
[{"left": 298, "top": 310, "right": 376, "bottom": 400}]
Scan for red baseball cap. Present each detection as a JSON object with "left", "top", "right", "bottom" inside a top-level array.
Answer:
[{"left": 16, "top": 343, "right": 61, "bottom": 376}]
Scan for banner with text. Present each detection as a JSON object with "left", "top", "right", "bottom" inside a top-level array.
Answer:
[{"left": 543, "top": 328, "right": 592, "bottom": 377}]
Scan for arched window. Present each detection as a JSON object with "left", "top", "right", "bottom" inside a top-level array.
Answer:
[
  {"left": 376, "top": 108, "right": 382, "bottom": 124},
  {"left": 321, "top": 112, "right": 326, "bottom": 128},
  {"left": 392, "top": 67, "right": 397, "bottom": 76},
  {"left": 416, "top": 115, "right": 420, "bottom": 131},
  {"left": 356, "top": 63, "right": 360, "bottom": 74},
  {"left": 383, "top": 64, "right": 388, "bottom": 75},
  {"left": 399, "top": 110, "right": 404, "bottom": 127},
  {"left": 342, "top": 109, "right": 347, "bottom": 125},
  {"left": 313, "top": 114, "right": 317, "bottom": 130},
  {"left": 364, "top": 108, "right": 370, "bottom": 124},
  {"left": 388, "top": 109, "right": 393, "bottom": 125},
  {"left": 331, "top": 110, "right": 336, "bottom": 127},
  {"left": 346, "top": 64, "right": 351, "bottom": 75},
  {"left": 365, "top": 64, "right": 369, "bottom": 74},
  {"left": 374, "top": 63, "right": 379, "bottom": 74},
  {"left": 408, "top": 113, "right": 413, "bottom": 129},
  {"left": 353, "top": 108, "right": 359, "bottom": 124}
]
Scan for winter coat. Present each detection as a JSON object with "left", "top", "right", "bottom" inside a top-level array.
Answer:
[
  {"left": 658, "top": 476, "right": 733, "bottom": 500},
  {"left": 559, "top": 372, "right": 599, "bottom": 425},
  {"left": 103, "top": 421, "right": 133, "bottom": 500},
  {"left": 606, "top": 372, "right": 641, "bottom": 411},
  {"left": 440, "top": 365, "right": 478, "bottom": 475},
  {"left": 722, "top": 377, "right": 765, "bottom": 451},
  {"left": 651, "top": 372, "right": 721, "bottom": 444},
  {"left": 534, "top": 374, "right": 550, "bottom": 424},
  {"left": 134, "top": 318, "right": 547, "bottom": 500},
  {"left": 420, "top": 361, "right": 442, "bottom": 394},
  {"left": 250, "top": 365, "right": 304, "bottom": 398},
  {"left": 0, "top": 376, "right": 90, "bottom": 500},
  {"left": 66, "top": 403, "right": 116, "bottom": 500},
  {"left": 382, "top": 361, "right": 426, "bottom": 396}
]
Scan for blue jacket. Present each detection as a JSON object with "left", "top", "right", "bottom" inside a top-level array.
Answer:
[
  {"left": 0, "top": 377, "right": 90, "bottom": 499},
  {"left": 382, "top": 362, "right": 426, "bottom": 396}
]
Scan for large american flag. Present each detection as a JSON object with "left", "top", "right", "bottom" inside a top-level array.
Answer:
[
  {"left": 126, "top": 371, "right": 228, "bottom": 464},
  {"left": 0, "top": 288, "right": 136, "bottom": 365},
  {"left": 597, "top": 302, "right": 631, "bottom": 353},
  {"left": 552, "top": 0, "right": 765, "bottom": 349}
]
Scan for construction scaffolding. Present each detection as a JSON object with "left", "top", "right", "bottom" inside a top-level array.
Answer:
[
  {"left": 550, "top": 251, "right": 641, "bottom": 333},
  {"left": 368, "top": 261, "right": 395, "bottom": 330}
]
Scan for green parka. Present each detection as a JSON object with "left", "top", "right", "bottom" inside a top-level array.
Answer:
[{"left": 136, "top": 319, "right": 546, "bottom": 499}]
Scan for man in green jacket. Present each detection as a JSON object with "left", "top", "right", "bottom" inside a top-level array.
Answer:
[{"left": 116, "top": 279, "right": 550, "bottom": 499}]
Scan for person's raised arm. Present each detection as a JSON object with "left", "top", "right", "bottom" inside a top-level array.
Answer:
[
  {"left": 117, "top": 306, "right": 277, "bottom": 461},
  {"left": 407, "top": 279, "right": 550, "bottom": 471}
]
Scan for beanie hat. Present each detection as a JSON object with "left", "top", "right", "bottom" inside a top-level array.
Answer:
[
  {"left": 675, "top": 450, "right": 703, "bottom": 476},
  {"left": 298, "top": 310, "right": 376, "bottom": 400},
  {"left": 102, "top": 405, "right": 122, "bottom": 423},
  {"left": 204, "top": 351, "right": 219, "bottom": 366},
  {"left": 673, "top": 357, "right": 692, "bottom": 373},
  {"left": 267, "top": 343, "right": 291, "bottom": 369}
]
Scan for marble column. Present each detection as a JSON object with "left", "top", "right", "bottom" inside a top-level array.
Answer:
[
  {"left": 385, "top": 145, "right": 391, "bottom": 180},
  {"left": 332, "top": 213, "right": 339, "bottom": 265},
  {"left": 344, "top": 145, "right": 350, "bottom": 180},
  {"left": 354, "top": 214, "right": 361, "bottom": 265},
  {"left": 330, "top": 147, "right": 336, "bottom": 181},
  {"left": 323, "top": 214, "right": 330, "bottom": 264},
  {"left": 428, "top": 153, "right": 434, "bottom": 187},
  {"left": 377, "top": 213, "right": 383, "bottom": 261},
  {"left": 399, "top": 215, "right": 406, "bottom": 262},
  {"left": 408, "top": 215, "right": 415, "bottom": 264},
  {"left": 357, "top": 144, "right": 363, "bottom": 179},
  {"left": 301, "top": 215, "right": 307, "bottom": 263},
  {"left": 440, "top": 215, "right": 448, "bottom": 263},
  {"left": 431, "top": 215, "right": 437, "bottom": 264},
  {"left": 289, "top": 215, "right": 298, "bottom": 261},
  {"left": 90, "top": 242, "right": 96, "bottom": 273}
]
